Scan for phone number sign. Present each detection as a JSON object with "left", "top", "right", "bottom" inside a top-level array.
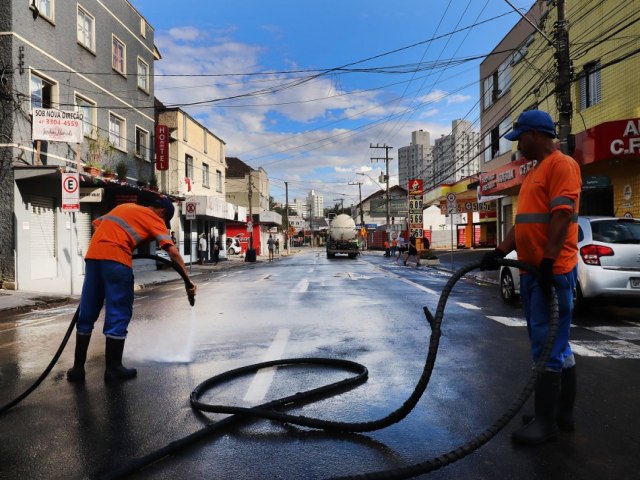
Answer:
[{"left": 32, "top": 108, "right": 84, "bottom": 143}]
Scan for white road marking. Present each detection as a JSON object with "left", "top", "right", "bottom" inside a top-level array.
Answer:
[
  {"left": 243, "top": 328, "right": 290, "bottom": 403},
  {"left": 585, "top": 326, "right": 640, "bottom": 341},
  {"left": 456, "top": 302, "right": 482, "bottom": 310},
  {"left": 292, "top": 279, "right": 309, "bottom": 293},
  {"left": 134, "top": 296, "right": 148, "bottom": 301},
  {"left": 569, "top": 340, "right": 640, "bottom": 359},
  {"left": 0, "top": 317, "right": 65, "bottom": 334},
  {"left": 486, "top": 316, "right": 527, "bottom": 327},
  {"left": 397, "top": 277, "right": 438, "bottom": 295}
]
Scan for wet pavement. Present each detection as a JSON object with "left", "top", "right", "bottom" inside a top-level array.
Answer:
[{"left": 3, "top": 248, "right": 637, "bottom": 480}]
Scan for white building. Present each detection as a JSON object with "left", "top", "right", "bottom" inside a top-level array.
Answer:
[
  {"left": 432, "top": 120, "right": 481, "bottom": 188},
  {"left": 307, "top": 190, "right": 324, "bottom": 218},
  {"left": 398, "top": 130, "right": 432, "bottom": 190}
]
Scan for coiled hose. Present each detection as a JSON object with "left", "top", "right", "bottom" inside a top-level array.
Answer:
[
  {"left": 102, "top": 258, "right": 559, "bottom": 480},
  {"left": 0, "top": 253, "right": 194, "bottom": 416}
]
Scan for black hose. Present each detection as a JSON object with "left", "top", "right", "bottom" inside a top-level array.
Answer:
[
  {"left": 0, "top": 254, "right": 195, "bottom": 416},
  {"left": 102, "top": 258, "right": 560, "bottom": 480}
]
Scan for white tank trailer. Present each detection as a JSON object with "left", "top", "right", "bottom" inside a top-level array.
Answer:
[{"left": 326, "top": 214, "right": 359, "bottom": 258}]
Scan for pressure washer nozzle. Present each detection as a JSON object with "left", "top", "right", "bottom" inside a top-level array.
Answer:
[{"left": 188, "top": 294, "right": 195, "bottom": 306}]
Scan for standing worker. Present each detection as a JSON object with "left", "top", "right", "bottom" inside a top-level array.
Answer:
[
  {"left": 481, "top": 110, "right": 581, "bottom": 445},
  {"left": 67, "top": 197, "right": 197, "bottom": 383}
]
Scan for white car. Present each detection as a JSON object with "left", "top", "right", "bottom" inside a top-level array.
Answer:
[
  {"left": 499, "top": 216, "right": 640, "bottom": 312},
  {"left": 226, "top": 237, "right": 242, "bottom": 255}
]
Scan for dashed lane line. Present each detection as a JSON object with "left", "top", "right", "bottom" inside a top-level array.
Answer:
[{"left": 243, "top": 328, "right": 290, "bottom": 403}]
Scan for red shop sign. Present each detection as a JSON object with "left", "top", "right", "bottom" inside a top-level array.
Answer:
[{"left": 573, "top": 117, "right": 640, "bottom": 165}]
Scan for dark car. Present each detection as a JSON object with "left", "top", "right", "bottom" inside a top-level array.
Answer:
[{"left": 499, "top": 216, "right": 640, "bottom": 312}]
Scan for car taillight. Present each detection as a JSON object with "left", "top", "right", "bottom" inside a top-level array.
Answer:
[{"left": 580, "top": 244, "right": 614, "bottom": 266}]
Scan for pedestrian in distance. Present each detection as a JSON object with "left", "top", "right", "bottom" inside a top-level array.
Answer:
[
  {"left": 66, "top": 197, "right": 196, "bottom": 383},
  {"left": 391, "top": 237, "right": 398, "bottom": 257},
  {"left": 383, "top": 239, "right": 390, "bottom": 257},
  {"left": 267, "top": 234, "right": 275, "bottom": 261},
  {"left": 170, "top": 230, "right": 177, "bottom": 245},
  {"left": 395, "top": 235, "right": 406, "bottom": 264},
  {"left": 403, "top": 234, "right": 419, "bottom": 267},
  {"left": 212, "top": 239, "right": 221, "bottom": 265},
  {"left": 275, "top": 238, "right": 280, "bottom": 254},
  {"left": 480, "top": 110, "right": 581, "bottom": 446},
  {"left": 198, "top": 234, "right": 207, "bottom": 265}
]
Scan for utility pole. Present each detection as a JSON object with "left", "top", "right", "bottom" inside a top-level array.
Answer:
[
  {"left": 370, "top": 144, "right": 393, "bottom": 240},
  {"left": 247, "top": 174, "right": 253, "bottom": 251},
  {"left": 284, "top": 181, "right": 289, "bottom": 250},
  {"left": 348, "top": 181, "right": 365, "bottom": 227},
  {"left": 555, "top": 0, "right": 572, "bottom": 154}
]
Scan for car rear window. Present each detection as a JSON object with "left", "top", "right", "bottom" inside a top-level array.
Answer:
[{"left": 590, "top": 220, "right": 640, "bottom": 244}]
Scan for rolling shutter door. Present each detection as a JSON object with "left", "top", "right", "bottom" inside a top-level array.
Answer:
[
  {"left": 30, "top": 195, "right": 56, "bottom": 259},
  {"left": 75, "top": 209, "right": 93, "bottom": 256}
]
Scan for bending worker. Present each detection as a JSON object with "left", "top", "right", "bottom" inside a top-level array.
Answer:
[
  {"left": 67, "top": 197, "right": 197, "bottom": 383},
  {"left": 481, "top": 110, "right": 581, "bottom": 445}
]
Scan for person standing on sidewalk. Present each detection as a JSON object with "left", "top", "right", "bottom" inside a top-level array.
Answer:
[
  {"left": 198, "top": 234, "right": 207, "bottom": 265},
  {"left": 66, "top": 197, "right": 196, "bottom": 383},
  {"left": 267, "top": 234, "right": 275, "bottom": 261},
  {"left": 480, "top": 110, "right": 581, "bottom": 445},
  {"left": 212, "top": 239, "right": 221, "bottom": 265}
]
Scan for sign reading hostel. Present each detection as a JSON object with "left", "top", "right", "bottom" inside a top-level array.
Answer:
[
  {"left": 61, "top": 173, "right": 80, "bottom": 212},
  {"left": 32, "top": 108, "right": 83, "bottom": 143}
]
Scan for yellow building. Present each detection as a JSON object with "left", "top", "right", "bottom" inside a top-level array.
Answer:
[{"left": 480, "top": 0, "right": 640, "bottom": 228}]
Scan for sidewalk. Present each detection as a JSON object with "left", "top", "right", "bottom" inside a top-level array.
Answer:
[{"left": 0, "top": 249, "right": 300, "bottom": 316}]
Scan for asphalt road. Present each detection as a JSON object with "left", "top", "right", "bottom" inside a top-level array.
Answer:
[{"left": 1, "top": 248, "right": 638, "bottom": 479}]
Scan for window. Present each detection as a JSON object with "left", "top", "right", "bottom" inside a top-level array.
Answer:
[
  {"left": 498, "top": 117, "right": 512, "bottom": 156},
  {"left": 579, "top": 62, "right": 601, "bottom": 110},
  {"left": 203, "top": 129, "right": 208, "bottom": 153},
  {"left": 185, "top": 154, "right": 194, "bottom": 179},
  {"left": 482, "top": 75, "right": 493, "bottom": 110},
  {"left": 109, "top": 113, "right": 126, "bottom": 150},
  {"left": 30, "top": 72, "right": 55, "bottom": 109},
  {"left": 33, "top": 0, "right": 53, "bottom": 21},
  {"left": 216, "top": 170, "right": 222, "bottom": 193},
  {"left": 202, "top": 163, "right": 210, "bottom": 188},
  {"left": 77, "top": 6, "right": 95, "bottom": 51},
  {"left": 75, "top": 94, "right": 96, "bottom": 138},
  {"left": 112, "top": 36, "right": 126, "bottom": 74},
  {"left": 137, "top": 57, "right": 149, "bottom": 92},
  {"left": 497, "top": 56, "right": 512, "bottom": 96},
  {"left": 139, "top": 17, "right": 147, "bottom": 38},
  {"left": 135, "top": 127, "right": 149, "bottom": 160}
]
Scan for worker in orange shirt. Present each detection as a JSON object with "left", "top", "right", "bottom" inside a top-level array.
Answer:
[
  {"left": 383, "top": 239, "right": 390, "bottom": 257},
  {"left": 481, "top": 110, "right": 581, "bottom": 445},
  {"left": 67, "top": 197, "right": 196, "bottom": 383}
]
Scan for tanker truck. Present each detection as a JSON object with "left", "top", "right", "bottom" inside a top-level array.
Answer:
[{"left": 326, "top": 214, "right": 359, "bottom": 258}]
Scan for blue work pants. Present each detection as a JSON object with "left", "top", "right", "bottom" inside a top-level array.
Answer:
[
  {"left": 519, "top": 267, "right": 577, "bottom": 372},
  {"left": 77, "top": 260, "right": 134, "bottom": 339}
]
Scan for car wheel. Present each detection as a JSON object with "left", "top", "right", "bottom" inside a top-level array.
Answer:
[
  {"left": 227, "top": 248, "right": 234, "bottom": 255},
  {"left": 500, "top": 269, "right": 518, "bottom": 304}
]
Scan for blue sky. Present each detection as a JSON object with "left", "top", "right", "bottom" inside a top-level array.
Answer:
[{"left": 133, "top": 0, "right": 536, "bottom": 206}]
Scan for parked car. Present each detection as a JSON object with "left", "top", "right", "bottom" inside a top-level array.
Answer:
[
  {"left": 499, "top": 216, "right": 640, "bottom": 312},
  {"left": 226, "top": 237, "right": 242, "bottom": 255}
]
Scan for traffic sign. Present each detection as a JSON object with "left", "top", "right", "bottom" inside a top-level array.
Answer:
[
  {"left": 446, "top": 192, "right": 457, "bottom": 214},
  {"left": 61, "top": 173, "right": 80, "bottom": 212},
  {"left": 185, "top": 201, "right": 197, "bottom": 220}
]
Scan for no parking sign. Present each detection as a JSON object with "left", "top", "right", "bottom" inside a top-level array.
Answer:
[{"left": 61, "top": 173, "right": 80, "bottom": 212}]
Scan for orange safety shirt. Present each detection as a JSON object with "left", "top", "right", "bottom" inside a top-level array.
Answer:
[
  {"left": 515, "top": 150, "right": 581, "bottom": 274},
  {"left": 85, "top": 203, "right": 173, "bottom": 268}
]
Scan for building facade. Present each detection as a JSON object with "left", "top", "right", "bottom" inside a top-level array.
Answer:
[
  {"left": 432, "top": 119, "right": 481, "bottom": 188},
  {"left": 1, "top": 0, "right": 159, "bottom": 292},
  {"left": 307, "top": 190, "right": 324, "bottom": 218},
  {"left": 479, "top": 0, "right": 640, "bottom": 235},
  {"left": 398, "top": 129, "right": 432, "bottom": 190},
  {"left": 156, "top": 106, "right": 235, "bottom": 262}
]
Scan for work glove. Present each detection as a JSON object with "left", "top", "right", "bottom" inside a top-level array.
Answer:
[
  {"left": 480, "top": 248, "right": 506, "bottom": 271},
  {"left": 538, "top": 258, "right": 555, "bottom": 300}
]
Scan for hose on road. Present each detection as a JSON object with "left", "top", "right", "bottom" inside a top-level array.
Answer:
[
  {"left": 103, "top": 257, "right": 559, "bottom": 480},
  {"left": 0, "top": 256, "right": 559, "bottom": 479}
]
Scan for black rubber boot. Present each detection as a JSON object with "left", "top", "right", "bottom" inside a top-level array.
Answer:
[
  {"left": 104, "top": 337, "right": 137, "bottom": 382},
  {"left": 557, "top": 365, "right": 576, "bottom": 431},
  {"left": 512, "top": 371, "right": 561, "bottom": 445},
  {"left": 521, "top": 365, "right": 576, "bottom": 431},
  {"left": 66, "top": 333, "right": 92, "bottom": 383}
]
